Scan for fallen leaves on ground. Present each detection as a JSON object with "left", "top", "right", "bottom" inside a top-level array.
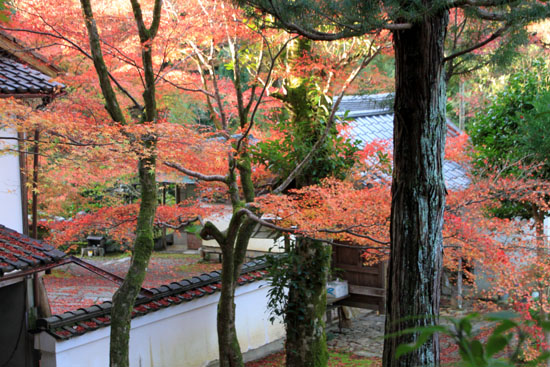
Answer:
[{"left": 245, "top": 350, "right": 380, "bottom": 367}]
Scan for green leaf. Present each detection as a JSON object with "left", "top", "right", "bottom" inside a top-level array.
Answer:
[
  {"left": 470, "top": 340, "right": 486, "bottom": 366},
  {"left": 485, "top": 334, "right": 508, "bottom": 358},
  {"left": 485, "top": 311, "right": 518, "bottom": 322},
  {"left": 185, "top": 224, "right": 201, "bottom": 234},
  {"left": 395, "top": 343, "right": 417, "bottom": 359},
  {"left": 459, "top": 317, "right": 473, "bottom": 336},
  {"left": 394, "top": 325, "right": 448, "bottom": 359},
  {"left": 492, "top": 319, "right": 517, "bottom": 335},
  {"left": 539, "top": 320, "right": 550, "bottom": 331}
]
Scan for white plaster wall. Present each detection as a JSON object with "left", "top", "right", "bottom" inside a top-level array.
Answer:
[
  {"left": 37, "top": 280, "right": 284, "bottom": 367},
  {"left": 544, "top": 216, "right": 550, "bottom": 244},
  {"left": 203, "top": 236, "right": 285, "bottom": 253},
  {"left": 201, "top": 209, "right": 286, "bottom": 253},
  {"left": 0, "top": 129, "right": 23, "bottom": 233}
]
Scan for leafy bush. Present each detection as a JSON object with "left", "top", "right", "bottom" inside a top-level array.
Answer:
[{"left": 395, "top": 311, "right": 550, "bottom": 366}]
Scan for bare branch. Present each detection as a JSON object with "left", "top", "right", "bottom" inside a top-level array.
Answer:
[
  {"left": 0, "top": 25, "right": 141, "bottom": 110},
  {"left": 164, "top": 161, "right": 228, "bottom": 183},
  {"left": 318, "top": 228, "right": 389, "bottom": 245},
  {"left": 235, "top": 35, "right": 297, "bottom": 152},
  {"left": 444, "top": 24, "right": 510, "bottom": 62},
  {"left": 236, "top": 208, "right": 389, "bottom": 245},
  {"left": 155, "top": 216, "right": 201, "bottom": 230}
]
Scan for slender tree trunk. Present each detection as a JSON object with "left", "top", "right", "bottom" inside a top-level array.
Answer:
[
  {"left": 217, "top": 246, "right": 243, "bottom": 367},
  {"left": 109, "top": 155, "right": 157, "bottom": 367},
  {"left": 78, "top": 1, "right": 162, "bottom": 365},
  {"left": 533, "top": 205, "right": 545, "bottom": 256},
  {"left": 285, "top": 239, "right": 330, "bottom": 367},
  {"left": 457, "top": 257, "right": 463, "bottom": 310},
  {"left": 383, "top": 7, "right": 448, "bottom": 367}
]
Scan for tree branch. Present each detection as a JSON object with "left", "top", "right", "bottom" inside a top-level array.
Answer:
[
  {"left": 164, "top": 161, "right": 228, "bottom": 183},
  {"left": 149, "top": 0, "right": 163, "bottom": 39},
  {"left": 155, "top": 216, "right": 201, "bottom": 230},
  {"left": 79, "top": 0, "right": 127, "bottom": 123},
  {"left": 235, "top": 35, "right": 297, "bottom": 152},
  {"left": 444, "top": 24, "right": 510, "bottom": 62},
  {"left": 243, "top": 2, "right": 411, "bottom": 39},
  {"left": 236, "top": 208, "right": 389, "bottom": 245},
  {"left": 200, "top": 221, "right": 226, "bottom": 244},
  {"left": 0, "top": 25, "right": 141, "bottom": 110}
]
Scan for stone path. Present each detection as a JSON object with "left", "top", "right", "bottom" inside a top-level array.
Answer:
[
  {"left": 325, "top": 307, "right": 471, "bottom": 363},
  {"left": 326, "top": 309, "right": 385, "bottom": 359}
]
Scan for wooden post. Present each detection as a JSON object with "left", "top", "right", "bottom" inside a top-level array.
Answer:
[
  {"left": 18, "top": 132, "right": 29, "bottom": 235},
  {"left": 457, "top": 257, "right": 463, "bottom": 310},
  {"left": 459, "top": 81, "right": 465, "bottom": 131},
  {"left": 175, "top": 183, "right": 180, "bottom": 204},
  {"left": 31, "top": 129, "right": 39, "bottom": 239}
]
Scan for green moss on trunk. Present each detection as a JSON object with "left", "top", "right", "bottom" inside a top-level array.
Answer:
[
  {"left": 285, "top": 239, "right": 330, "bottom": 367},
  {"left": 110, "top": 156, "right": 157, "bottom": 367}
]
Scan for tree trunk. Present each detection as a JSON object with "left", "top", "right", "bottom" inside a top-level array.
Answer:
[
  {"left": 217, "top": 246, "right": 243, "bottom": 367},
  {"left": 285, "top": 239, "right": 330, "bottom": 367},
  {"left": 109, "top": 156, "right": 157, "bottom": 367},
  {"left": 533, "top": 205, "right": 546, "bottom": 256},
  {"left": 383, "top": 7, "right": 448, "bottom": 367}
]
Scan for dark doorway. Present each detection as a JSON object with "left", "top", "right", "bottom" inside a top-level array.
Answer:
[{"left": 0, "top": 280, "right": 35, "bottom": 367}]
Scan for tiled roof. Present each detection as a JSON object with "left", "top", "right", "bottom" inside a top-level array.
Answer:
[
  {"left": 0, "top": 225, "right": 66, "bottom": 277},
  {"left": 338, "top": 94, "right": 469, "bottom": 190},
  {"left": 337, "top": 93, "right": 394, "bottom": 118},
  {"left": 0, "top": 55, "right": 64, "bottom": 96},
  {"left": 36, "top": 259, "right": 269, "bottom": 340}
]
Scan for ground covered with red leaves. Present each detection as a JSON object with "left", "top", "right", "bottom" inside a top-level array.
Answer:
[
  {"left": 245, "top": 350, "right": 380, "bottom": 367},
  {"left": 44, "top": 253, "right": 220, "bottom": 315}
]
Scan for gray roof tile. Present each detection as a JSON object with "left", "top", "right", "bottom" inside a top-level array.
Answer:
[
  {"left": 0, "top": 56, "right": 64, "bottom": 96},
  {"left": 0, "top": 225, "right": 67, "bottom": 277},
  {"left": 339, "top": 94, "right": 470, "bottom": 190}
]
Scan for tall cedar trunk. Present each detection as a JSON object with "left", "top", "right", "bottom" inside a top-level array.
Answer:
[
  {"left": 285, "top": 239, "right": 330, "bottom": 367},
  {"left": 109, "top": 156, "right": 157, "bottom": 367},
  {"left": 382, "top": 7, "right": 448, "bottom": 367}
]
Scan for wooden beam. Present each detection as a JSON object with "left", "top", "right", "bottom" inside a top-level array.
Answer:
[
  {"left": 348, "top": 284, "right": 385, "bottom": 297},
  {"left": 0, "top": 32, "right": 61, "bottom": 77}
]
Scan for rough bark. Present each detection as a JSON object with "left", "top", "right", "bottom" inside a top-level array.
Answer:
[
  {"left": 382, "top": 6, "right": 448, "bottom": 367},
  {"left": 285, "top": 239, "right": 330, "bottom": 367}
]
